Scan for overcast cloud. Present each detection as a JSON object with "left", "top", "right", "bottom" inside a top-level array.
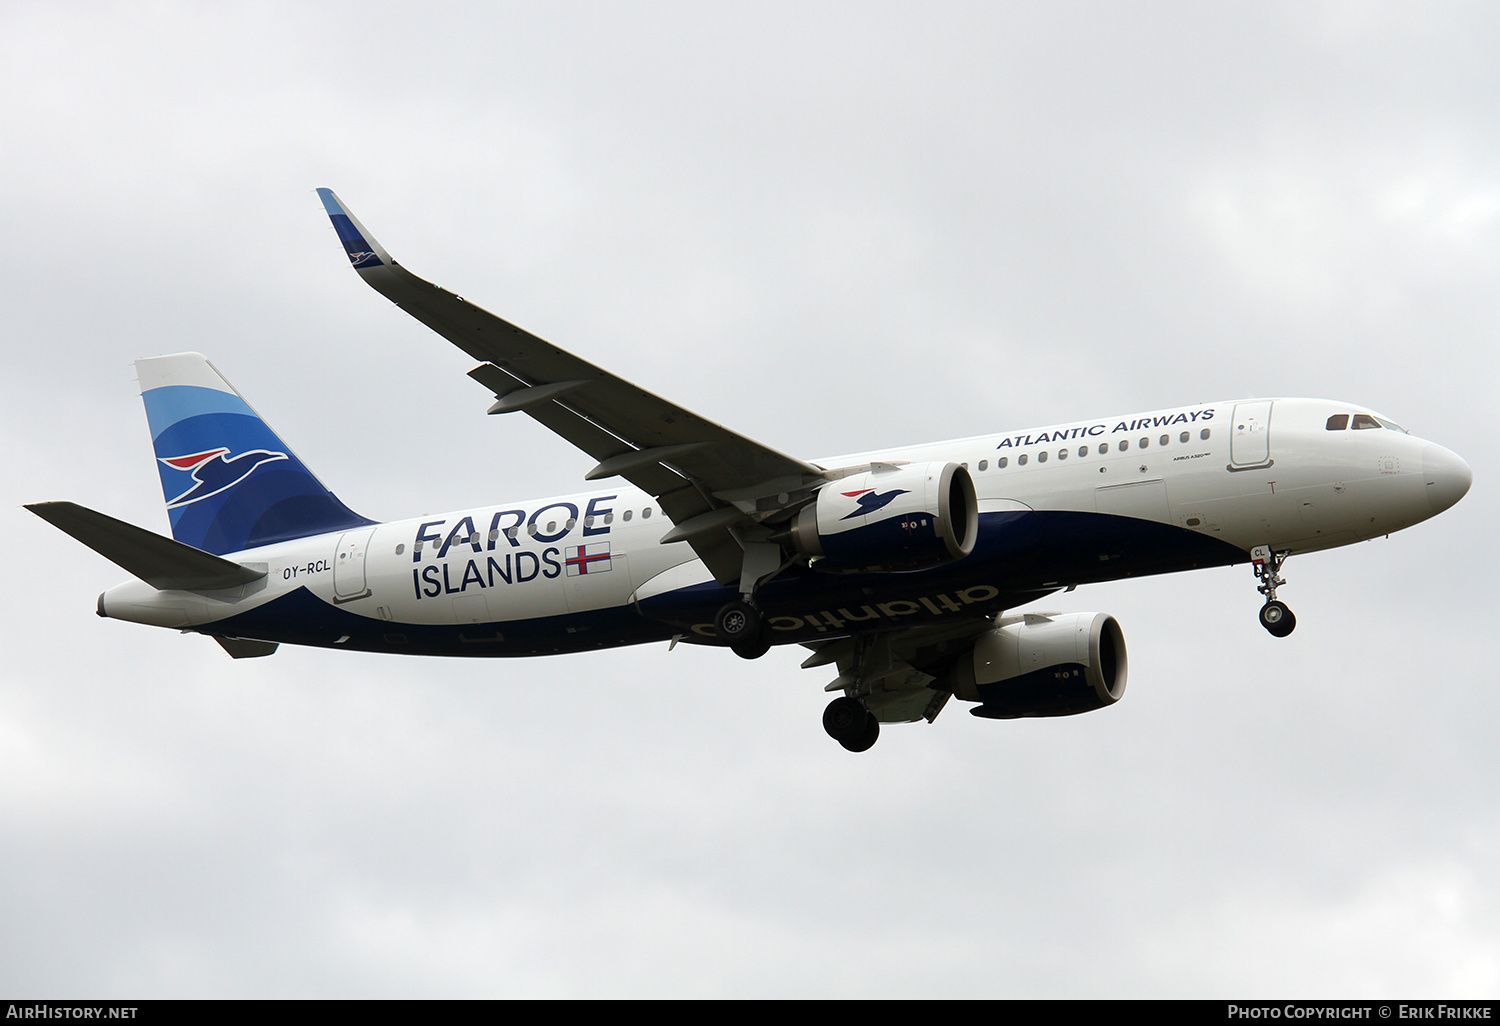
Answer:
[{"left": 2, "top": 1, "right": 1497, "bottom": 997}]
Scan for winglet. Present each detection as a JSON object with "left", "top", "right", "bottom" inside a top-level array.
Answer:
[{"left": 316, "top": 188, "right": 393, "bottom": 271}]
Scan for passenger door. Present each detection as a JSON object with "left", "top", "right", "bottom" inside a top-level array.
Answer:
[
  {"left": 333, "top": 527, "right": 375, "bottom": 602},
  {"left": 1229, "top": 401, "right": 1273, "bottom": 469}
]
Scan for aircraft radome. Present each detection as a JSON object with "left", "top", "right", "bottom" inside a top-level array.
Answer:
[{"left": 27, "top": 189, "right": 1474, "bottom": 752}]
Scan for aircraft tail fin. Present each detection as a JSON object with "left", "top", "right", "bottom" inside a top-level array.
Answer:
[{"left": 135, "top": 353, "right": 374, "bottom": 555}]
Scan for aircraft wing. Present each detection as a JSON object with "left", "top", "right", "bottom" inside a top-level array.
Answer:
[{"left": 317, "top": 189, "right": 824, "bottom": 583}]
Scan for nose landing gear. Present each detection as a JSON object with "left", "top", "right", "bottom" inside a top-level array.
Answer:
[{"left": 1251, "top": 545, "right": 1296, "bottom": 638}]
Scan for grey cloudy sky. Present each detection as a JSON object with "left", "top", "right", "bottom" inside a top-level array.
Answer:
[{"left": 2, "top": 0, "right": 1497, "bottom": 997}]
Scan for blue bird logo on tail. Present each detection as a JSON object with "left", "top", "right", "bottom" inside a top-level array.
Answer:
[{"left": 160, "top": 447, "right": 290, "bottom": 509}]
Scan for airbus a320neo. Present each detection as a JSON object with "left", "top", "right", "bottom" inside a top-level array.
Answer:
[{"left": 28, "top": 190, "right": 1472, "bottom": 751}]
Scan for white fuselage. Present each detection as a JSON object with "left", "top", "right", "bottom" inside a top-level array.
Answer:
[{"left": 98, "top": 398, "right": 1469, "bottom": 649}]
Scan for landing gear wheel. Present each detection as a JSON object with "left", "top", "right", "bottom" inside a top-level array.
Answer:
[
  {"left": 1259, "top": 600, "right": 1296, "bottom": 638},
  {"left": 731, "top": 633, "right": 771, "bottom": 660},
  {"left": 823, "top": 696, "right": 868, "bottom": 742},
  {"left": 841, "top": 715, "right": 880, "bottom": 753},
  {"left": 823, "top": 696, "right": 879, "bottom": 751},
  {"left": 714, "top": 600, "right": 760, "bottom": 643}
]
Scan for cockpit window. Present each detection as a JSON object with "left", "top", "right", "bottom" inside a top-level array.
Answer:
[
  {"left": 1326, "top": 414, "right": 1349, "bottom": 430},
  {"left": 1378, "top": 417, "right": 1408, "bottom": 434},
  {"left": 1351, "top": 414, "right": 1381, "bottom": 430}
]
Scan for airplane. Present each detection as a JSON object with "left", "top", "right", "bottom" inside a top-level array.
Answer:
[{"left": 26, "top": 189, "right": 1474, "bottom": 752}]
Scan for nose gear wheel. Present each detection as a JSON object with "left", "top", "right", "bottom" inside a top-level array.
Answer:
[
  {"left": 1259, "top": 600, "right": 1296, "bottom": 637},
  {"left": 1251, "top": 546, "right": 1296, "bottom": 638}
]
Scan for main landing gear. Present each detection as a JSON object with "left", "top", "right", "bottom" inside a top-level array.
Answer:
[
  {"left": 715, "top": 599, "right": 770, "bottom": 659},
  {"left": 1251, "top": 545, "right": 1296, "bottom": 638},
  {"left": 713, "top": 537, "right": 788, "bottom": 660},
  {"left": 823, "top": 696, "right": 880, "bottom": 753}
]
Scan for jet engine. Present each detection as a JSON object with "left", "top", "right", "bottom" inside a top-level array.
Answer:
[
  {"left": 951, "top": 611, "right": 1127, "bottom": 718},
  {"left": 789, "top": 462, "right": 977, "bottom": 572}
]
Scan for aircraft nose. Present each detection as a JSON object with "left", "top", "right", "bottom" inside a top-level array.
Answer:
[{"left": 1422, "top": 444, "right": 1473, "bottom": 516}]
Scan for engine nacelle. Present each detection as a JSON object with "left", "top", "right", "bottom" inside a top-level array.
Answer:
[
  {"left": 790, "top": 462, "right": 977, "bottom": 572},
  {"left": 951, "top": 612, "right": 1127, "bottom": 718}
]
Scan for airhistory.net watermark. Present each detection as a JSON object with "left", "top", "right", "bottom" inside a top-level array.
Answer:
[{"left": 5, "top": 1007, "right": 138, "bottom": 1019}]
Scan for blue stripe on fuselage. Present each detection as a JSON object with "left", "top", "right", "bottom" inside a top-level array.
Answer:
[{"left": 204, "top": 511, "right": 1248, "bottom": 656}]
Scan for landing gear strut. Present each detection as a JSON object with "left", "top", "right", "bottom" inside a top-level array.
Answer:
[
  {"left": 1251, "top": 545, "right": 1296, "bottom": 638},
  {"left": 712, "top": 537, "right": 790, "bottom": 660},
  {"left": 823, "top": 696, "right": 880, "bottom": 752}
]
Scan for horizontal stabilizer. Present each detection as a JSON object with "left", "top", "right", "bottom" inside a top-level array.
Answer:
[
  {"left": 214, "top": 636, "right": 279, "bottom": 658},
  {"left": 26, "top": 501, "right": 266, "bottom": 591}
]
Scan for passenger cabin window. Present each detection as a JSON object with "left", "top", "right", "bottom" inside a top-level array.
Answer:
[
  {"left": 1057, "top": 448, "right": 1068, "bottom": 460},
  {"left": 1099, "top": 442, "right": 1109, "bottom": 454},
  {"left": 1159, "top": 434, "right": 1169, "bottom": 446},
  {"left": 978, "top": 460, "right": 988, "bottom": 471},
  {"left": 1118, "top": 440, "right": 1129, "bottom": 451},
  {"left": 1078, "top": 446, "right": 1089, "bottom": 457},
  {"left": 1352, "top": 414, "right": 1381, "bottom": 430},
  {"left": 1326, "top": 414, "right": 1349, "bottom": 430},
  {"left": 1018, "top": 454, "right": 1028, "bottom": 466},
  {"left": 1179, "top": 432, "right": 1189, "bottom": 443},
  {"left": 1200, "top": 428, "right": 1211, "bottom": 440},
  {"left": 1037, "top": 451, "right": 1048, "bottom": 463},
  {"left": 998, "top": 457, "right": 1009, "bottom": 468}
]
